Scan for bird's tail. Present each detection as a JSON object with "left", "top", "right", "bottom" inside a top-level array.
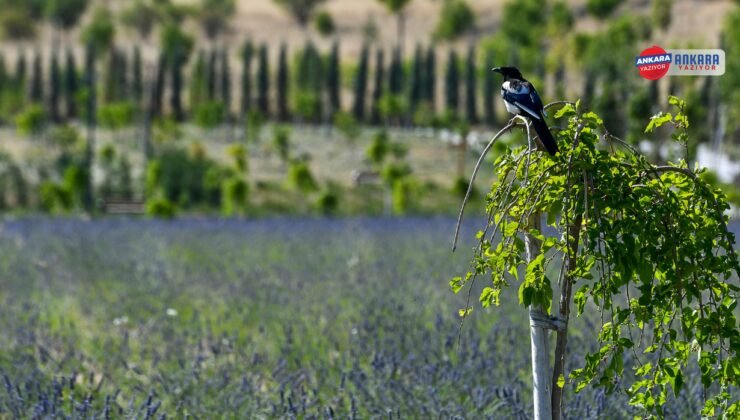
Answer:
[{"left": 531, "top": 118, "right": 558, "bottom": 155}]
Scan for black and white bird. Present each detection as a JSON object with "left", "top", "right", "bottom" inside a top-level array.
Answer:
[{"left": 493, "top": 66, "right": 559, "bottom": 155}]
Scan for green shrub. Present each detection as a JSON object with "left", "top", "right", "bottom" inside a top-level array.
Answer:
[
  {"left": 0, "top": 85, "right": 26, "bottom": 121},
  {"left": 378, "top": 93, "right": 408, "bottom": 122},
  {"left": 39, "top": 181, "right": 71, "bottom": 212},
  {"left": 81, "top": 7, "right": 115, "bottom": 52},
  {"left": 434, "top": 0, "right": 476, "bottom": 41},
  {"left": 160, "top": 23, "right": 194, "bottom": 59},
  {"left": 316, "top": 188, "right": 339, "bottom": 215},
  {"left": 15, "top": 104, "right": 45, "bottom": 136},
  {"left": 146, "top": 196, "right": 176, "bottom": 219},
  {"left": 99, "top": 144, "right": 116, "bottom": 165},
  {"left": 381, "top": 162, "right": 411, "bottom": 187},
  {"left": 203, "top": 166, "right": 227, "bottom": 206},
  {"left": 294, "top": 91, "right": 321, "bottom": 121},
  {"left": 391, "top": 178, "right": 413, "bottom": 215},
  {"left": 246, "top": 110, "right": 265, "bottom": 142},
  {"left": 334, "top": 111, "right": 360, "bottom": 143},
  {"left": 194, "top": 101, "right": 225, "bottom": 128},
  {"left": 45, "top": 0, "right": 89, "bottom": 30},
  {"left": 272, "top": 125, "right": 291, "bottom": 164},
  {"left": 147, "top": 147, "right": 228, "bottom": 207},
  {"left": 586, "top": 0, "right": 621, "bottom": 19},
  {"left": 452, "top": 176, "right": 476, "bottom": 200},
  {"left": 287, "top": 160, "right": 318, "bottom": 193},
  {"left": 63, "top": 164, "right": 88, "bottom": 207},
  {"left": 49, "top": 124, "right": 80, "bottom": 148},
  {"left": 366, "top": 130, "right": 389, "bottom": 167},
  {"left": 98, "top": 101, "right": 135, "bottom": 130},
  {"left": 221, "top": 177, "right": 249, "bottom": 216},
  {"left": 227, "top": 143, "right": 248, "bottom": 173},
  {"left": 0, "top": 8, "right": 37, "bottom": 41},
  {"left": 652, "top": 0, "right": 673, "bottom": 30},
  {"left": 314, "top": 10, "right": 335, "bottom": 37}
]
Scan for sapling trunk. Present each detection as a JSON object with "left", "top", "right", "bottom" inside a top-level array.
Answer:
[
  {"left": 526, "top": 214, "right": 553, "bottom": 420},
  {"left": 551, "top": 214, "right": 582, "bottom": 420}
]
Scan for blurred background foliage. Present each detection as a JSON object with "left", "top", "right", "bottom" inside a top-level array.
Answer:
[{"left": 0, "top": 0, "right": 734, "bottom": 217}]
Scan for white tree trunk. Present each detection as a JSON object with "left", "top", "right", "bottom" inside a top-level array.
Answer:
[{"left": 526, "top": 215, "right": 552, "bottom": 420}]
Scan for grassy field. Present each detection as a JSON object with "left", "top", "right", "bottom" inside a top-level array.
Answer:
[{"left": 1, "top": 217, "right": 730, "bottom": 418}]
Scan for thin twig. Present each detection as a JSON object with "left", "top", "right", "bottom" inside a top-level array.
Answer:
[
  {"left": 452, "top": 119, "right": 517, "bottom": 252},
  {"left": 544, "top": 101, "right": 575, "bottom": 111}
]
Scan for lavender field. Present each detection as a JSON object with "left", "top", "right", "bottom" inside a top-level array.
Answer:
[{"left": 0, "top": 217, "right": 725, "bottom": 418}]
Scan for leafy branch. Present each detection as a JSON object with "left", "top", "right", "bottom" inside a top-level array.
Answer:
[{"left": 454, "top": 97, "right": 740, "bottom": 418}]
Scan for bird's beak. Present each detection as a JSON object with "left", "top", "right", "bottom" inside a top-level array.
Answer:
[{"left": 492, "top": 67, "right": 501, "bottom": 73}]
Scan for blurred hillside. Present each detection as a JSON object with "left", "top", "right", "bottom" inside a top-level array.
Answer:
[{"left": 4, "top": 0, "right": 733, "bottom": 57}]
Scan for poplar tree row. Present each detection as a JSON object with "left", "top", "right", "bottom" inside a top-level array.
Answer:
[{"left": 0, "top": 42, "right": 502, "bottom": 128}]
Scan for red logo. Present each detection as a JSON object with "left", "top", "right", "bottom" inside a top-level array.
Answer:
[{"left": 635, "top": 46, "right": 672, "bottom": 80}]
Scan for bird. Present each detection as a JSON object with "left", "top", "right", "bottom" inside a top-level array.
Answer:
[{"left": 492, "top": 66, "right": 559, "bottom": 155}]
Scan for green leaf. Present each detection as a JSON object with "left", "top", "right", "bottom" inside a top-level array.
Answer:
[
  {"left": 554, "top": 103, "right": 576, "bottom": 119},
  {"left": 644, "top": 112, "right": 672, "bottom": 133},
  {"left": 582, "top": 111, "right": 603, "bottom": 125},
  {"left": 450, "top": 276, "right": 464, "bottom": 294},
  {"left": 557, "top": 374, "right": 565, "bottom": 389},
  {"left": 547, "top": 201, "right": 562, "bottom": 226},
  {"left": 672, "top": 370, "right": 683, "bottom": 397},
  {"left": 458, "top": 307, "right": 473, "bottom": 317},
  {"left": 480, "top": 287, "right": 496, "bottom": 308}
]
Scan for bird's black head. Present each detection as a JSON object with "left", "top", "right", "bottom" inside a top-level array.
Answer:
[{"left": 492, "top": 66, "right": 524, "bottom": 80}]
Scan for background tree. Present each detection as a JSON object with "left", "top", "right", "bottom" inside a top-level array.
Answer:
[
  {"left": 82, "top": 42, "right": 95, "bottom": 213},
  {"left": 102, "top": 50, "right": 128, "bottom": 103},
  {"left": 198, "top": 0, "right": 235, "bottom": 42},
  {"left": 483, "top": 49, "right": 495, "bottom": 126},
  {"left": 152, "top": 52, "right": 166, "bottom": 118},
  {"left": 276, "top": 44, "right": 289, "bottom": 121},
  {"left": 132, "top": 46, "right": 143, "bottom": 105},
  {"left": 434, "top": 0, "right": 476, "bottom": 41},
  {"left": 257, "top": 44, "right": 270, "bottom": 118},
  {"left": 377, "top": 0, "right": 411, "bottom": 50},
  {"left": 353, "top": 44, "right": 369, "bottom": 122},
  {"left": 207, "top": 49, "right": 217, "bottom": 100},
  {"left": 314, "top": 10, "right": 335, "bottom": 37},
  {"left": 190, "top": 51, "right": 207, "bottom": 112},
  {"left": 424, "top": 45, "right": 436, "bottom": 111},
  {"left": 326, "top": 42, "right": 341, "bottom": 118},
  {"left": 272, "top": 0, "right": 326, "bottom": 28},
  {"left": 294, "top": 42, "right": 323, "bottom": 122},
  {"left": 586, "top": 0, "right": 621, "bottom": 19},
  {"left": 444, "top": 50, "right": 459, "bottom": 115},
  {"left": 220, "top": 49, "right": 231, "bottom": 119},
  {"left": 370, "top": 49, "right": 385, "bottom": 125},
  {"left": 721, "top": 10, "right": 740, "bottom": 144},
  {"left": 120, "top": 0, "right": 159, "bottom": 41},
  {"left": 240, "top": 41, "right": 254, "bottom": 117},
  {"left": 408, "top": 44, "right": 423, "bottom": 116},
  {"left": 49, "top": 52, "right": 61, "bottom": 122},
  {"left": 30, "top": 51, "right": 43, "bottom": 104},
  {"left": 81, "top": 7, "right": 115, "bottom": 56},
  {"left": 0, "top": 7, "right": 37, "bottom": 41},
  {"left": 170, "top": 49, "right": 185, "bottom": 121},
  {"left": 388, "top": 47, "right": 403, "bottom": 96},
  {"left": 45, "top": 0, "right": 89, "bottom": 37},
  {"left": 464, "top": 45, "right": 477, "bottom": 124},
  {"left": 15, "top": 53, "right": 27, "bottom": 95}
]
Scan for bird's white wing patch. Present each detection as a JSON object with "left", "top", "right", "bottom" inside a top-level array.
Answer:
[
  {"left": 513, "top": 101, "right": 542, "bottom": 120},
  {"left": 502, "top": 80, "right": 528, "bottom": 94}
]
